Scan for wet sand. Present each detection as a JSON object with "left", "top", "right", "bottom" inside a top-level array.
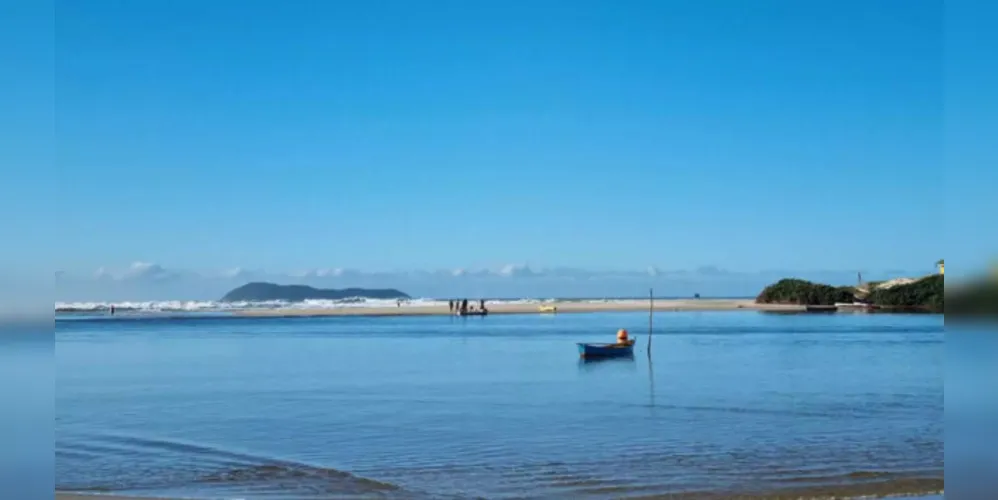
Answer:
[
  {"left": 237, "top": 298, "right": 803, "bottom": 317},
  {"left": 57, "top": 485, "right": 944, "bottom": 500},
  {"left": 57, "top": 495, "right": 163, "bottom": 500},
  {"left": 636, "top": 478, "right": 943, "bottom": 499}
]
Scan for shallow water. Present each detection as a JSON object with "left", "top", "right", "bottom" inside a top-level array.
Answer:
[
  {"left": 54, "top": 311, "right": 944, "bottom": 499},
  {"left": 1, "top": 326, "right": 55, "bottom": 500}
]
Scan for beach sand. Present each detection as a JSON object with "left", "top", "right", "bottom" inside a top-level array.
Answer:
[{"left": 236, "top": 298, "right": 803, "bottom": 317}]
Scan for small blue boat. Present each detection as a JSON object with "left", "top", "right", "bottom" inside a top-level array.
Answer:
[{"left": 577, "top": 339, "right": 636, "bottom": 359}]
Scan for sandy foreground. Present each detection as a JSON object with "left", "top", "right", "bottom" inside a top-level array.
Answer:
[
  {"left": 57, "top": 495, "right": 162, "bottom": 500},
  {"left": 236, "top": 299, "right": 804, "bottom": 317}
]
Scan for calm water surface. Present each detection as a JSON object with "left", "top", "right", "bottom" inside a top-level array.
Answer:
[
  {"left": 55, "top": 311, "right": 944, "bottom": 499},
  {"left": 1, "top": 326, "right": 54, "bottom": 500}
]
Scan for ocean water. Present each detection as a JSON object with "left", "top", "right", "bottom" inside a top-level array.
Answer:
[
  {"left": 54, "top": 311, "right": 944, "bottom": 499},
  {"left": 1, "top": 323, "right": 55, "bottom": 500}
]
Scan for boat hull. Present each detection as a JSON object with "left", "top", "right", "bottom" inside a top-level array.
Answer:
[{"left": 577, "top": 340, "right": 635, "bottom": 358}]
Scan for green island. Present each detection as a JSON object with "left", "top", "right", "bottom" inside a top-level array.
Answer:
[{"left": 756, "top": 274, "right": 945, "bottom": 313}]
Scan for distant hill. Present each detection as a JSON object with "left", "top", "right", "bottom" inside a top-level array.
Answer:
[{"left": 220, "top": 282, "right": 410, "bottom": 302}]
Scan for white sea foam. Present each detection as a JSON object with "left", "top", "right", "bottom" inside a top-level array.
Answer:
[
  {"left": 55, "top": 298, "right": 439, "bottom": 313},
  {"left": 54, "top": 297, "right": 607, "bottom": 313}
]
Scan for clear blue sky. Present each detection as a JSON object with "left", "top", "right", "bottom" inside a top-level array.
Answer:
[{"left": 13, "top": 1, "right": 992, "bottom": 281}]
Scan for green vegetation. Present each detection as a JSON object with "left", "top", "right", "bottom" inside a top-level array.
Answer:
[
  {"left": 756, "top": 274, "right": 946, "bottom": 312},
  {"left": 755, "top": 279, "right": 856, "bottom": 306},
  {"left": 865, "top": 274, "right": 944, "bottom": 312},
  {"left": 864, "top": 280, "right": 884, "bottom": 290}
]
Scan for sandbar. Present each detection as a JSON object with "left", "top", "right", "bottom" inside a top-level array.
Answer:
[{"left": 235, "top": 299, "right": 802, "bottom": 318}]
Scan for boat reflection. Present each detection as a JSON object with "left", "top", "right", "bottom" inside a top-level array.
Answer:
[{"left": 577, "top": 354, "right": 636, "bottom": 372}]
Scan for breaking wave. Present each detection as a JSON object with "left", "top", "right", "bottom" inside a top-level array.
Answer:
[
  {"left": 57, "top": 298, "right": 440, "bottom": 313},
  {"left": 55, "top": 297, "right": 575, "bottom": 313}
]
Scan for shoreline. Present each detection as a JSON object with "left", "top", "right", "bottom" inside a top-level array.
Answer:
[
  {"left": 57, "top": 487, "right": 944, "bottom": 500},
  {"left": 234, "top": 299, "right": 804, "bottom": 317},
  {"left": 57, "top": 496, "right": 162, "bottom": 500}
]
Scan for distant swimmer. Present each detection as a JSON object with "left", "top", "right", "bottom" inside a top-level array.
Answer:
[{"left": 110, "top": 305, "right": 115, "bottom": 315}]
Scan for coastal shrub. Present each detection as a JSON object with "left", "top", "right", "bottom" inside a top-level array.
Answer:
[
  {"left": 756, "top": 279, "right": 856, "bottom": 305},
  {"left": 865, "top": 275, "right": 944, "bottom": 312},
  {"left": 864, "top": 280, "right": 884, "bottom": 290}
]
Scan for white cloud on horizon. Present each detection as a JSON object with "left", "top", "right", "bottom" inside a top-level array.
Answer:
[
  {"left": 218, "top": 267, "right": 256, "bottom": 279},
  {"left": 498, "top": 264, "right": 537, "bottom": 278},
  {"left": 289, "top": 268, "right": 350, "bottom": 279},
  {"left": 120, "top": 262, "right": 182, "bottom": 282},
  {"left": 53, "top": 261, "right": 922, "bottom": 302}
]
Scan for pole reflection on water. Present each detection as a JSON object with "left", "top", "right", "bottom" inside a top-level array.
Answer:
[{"left": 648, "top": 355, "right": 655, "bottom": 411}]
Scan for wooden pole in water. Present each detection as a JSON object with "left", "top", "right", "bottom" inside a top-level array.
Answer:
[{"left": 647, "top": 288, "right": 653, "bottom": 356}]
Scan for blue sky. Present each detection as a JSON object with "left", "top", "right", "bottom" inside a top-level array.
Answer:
[
  {"left": 945, "top": 0, "right": 998, "bottom": 275},
  {"left": 5, "top": 1, "right": 990, "bottom": 299}
]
